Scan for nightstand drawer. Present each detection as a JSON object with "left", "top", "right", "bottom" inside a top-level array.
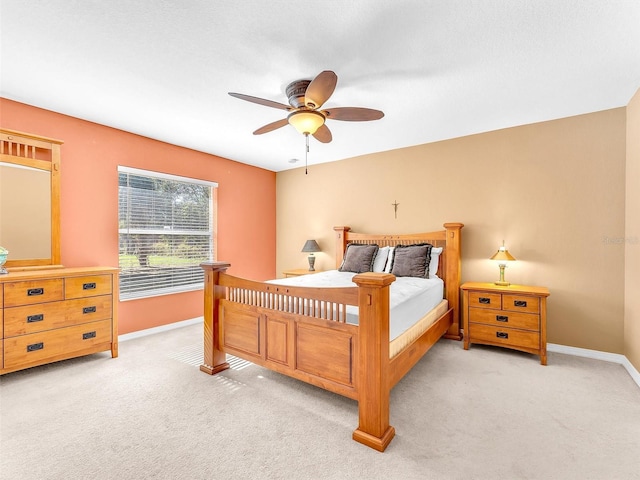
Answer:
[
  {"left": 282, "top": 269, "right": 321, "bottom": 278},
  {"left": 470, "top": 323, "right": 540, "bottom": 350},
  {"left": 468, "top": 291, "right": 502, "bottom": 309},
  {"left": 469, "top": 308, "right": 539, "bottom": 331},
  {"left": 502, "top": 294, "right": 539, "bottom": 314}
]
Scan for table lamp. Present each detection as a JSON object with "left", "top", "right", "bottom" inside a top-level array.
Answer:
[
  {"left": 301, "top": 239, "right": 321, "bottom": 271},
  {"left": 490, "top": 241, "right": 516, "bottom": 286}
]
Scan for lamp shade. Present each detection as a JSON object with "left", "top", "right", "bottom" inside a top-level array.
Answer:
[
  {"left": 490, "top": 246, "right": 516, "bottom": 262},
  {"left": 288, "top": 110, "right": 325, "bottom": 135},
  {"left": 301, "top": 239, "right": 321, "bottom": 253}
]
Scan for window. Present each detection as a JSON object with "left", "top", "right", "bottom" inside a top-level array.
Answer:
[{"left": 118, "top": 166, "right": 217, "bottom": 300}]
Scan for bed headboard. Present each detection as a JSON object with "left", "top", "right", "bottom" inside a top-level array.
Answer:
[{"left": 333, "top": 223, "right": 464, "bottom": 339}]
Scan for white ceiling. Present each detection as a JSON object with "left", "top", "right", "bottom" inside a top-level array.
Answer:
[{"left": 2, "top": 1, "right": 639, "bottom": 172}]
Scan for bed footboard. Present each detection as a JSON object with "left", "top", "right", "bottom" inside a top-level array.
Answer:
[{"left": 200, "top": 262, "right": 397, "bottom": 451}]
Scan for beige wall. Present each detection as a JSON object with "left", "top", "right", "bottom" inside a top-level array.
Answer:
[
  {"left": 625, "top": 89, "right": 640, "bottom": 371},
  {"left": 277, "top": 108, "right": 627, "bottom": 354}
]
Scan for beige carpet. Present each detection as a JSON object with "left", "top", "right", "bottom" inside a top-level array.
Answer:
[{"left": 1, "top": 322, "right": 639, "bottom": 480}]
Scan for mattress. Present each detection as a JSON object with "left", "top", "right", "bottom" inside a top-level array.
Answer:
[{"left": 268, "top": 270, "right": 445, "bottom": 342}]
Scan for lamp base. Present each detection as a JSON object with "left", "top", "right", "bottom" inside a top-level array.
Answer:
[
  {"left": 495, "top": 264, "right": 509, "bottom": 286},
  {"left": 307, "top": 254, "right": 316, "bottom": 272}
]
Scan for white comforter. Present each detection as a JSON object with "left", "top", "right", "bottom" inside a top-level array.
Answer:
[{"left": 268, "top": 270, "right": 444, "bottom": 341}]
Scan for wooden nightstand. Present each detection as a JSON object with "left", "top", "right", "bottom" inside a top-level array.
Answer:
[
  {"left": 461, "top": 282, "right": 550, "bottom": 365},
  {"left": 282, "top": 269, "right": 321, "bottom": 278}
]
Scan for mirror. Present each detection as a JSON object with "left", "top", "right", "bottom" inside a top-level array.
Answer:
[{"left": 0, "top": 129, "right": 62, "bottom": 269}]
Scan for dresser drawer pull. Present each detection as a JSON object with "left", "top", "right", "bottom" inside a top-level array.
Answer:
[
  {"left": 27, "top": 342, "right": 44, "bottom": 352},
  {"left": 514, "top": 300, "right": 528, "bottom": 308},
  {"left": 83, "top": 331, "right": 97, "bottom": 340},
  {"left": 27, "top": 288, "right": 44, "bottom": 296},
  {"left": 478, "top": 297, "right": 491, "bottom": 304},
  {"left": 83, "top": 306, "right": 97, "bottom": 314},
  {"left": 496, "top": 315, "right": 509, "bottom": 322},
  {"left": 496, "top": 332, "right": 509, "bottom": 339},
  {"left": 83, "top": 282, "right": 97, "bottom": 290},
  {"left": 27, "top": 314, "right": 45, "bottom": 323}
]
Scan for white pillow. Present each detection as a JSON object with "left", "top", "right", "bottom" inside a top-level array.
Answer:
[
  {"left": 372, "top": 246, "right": 390, "bottom": 272},
  {"left": 383, "top": 247, "right": 395, "bottom": 273},
  {"left": 429, "top": 247, "right": 443, "bottom": 278}
]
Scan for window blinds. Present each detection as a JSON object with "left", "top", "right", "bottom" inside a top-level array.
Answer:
[{"left": 118, "top": 167, "right": 217, "bottom": 300}]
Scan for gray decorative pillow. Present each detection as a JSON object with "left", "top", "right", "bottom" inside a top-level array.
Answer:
[
  {"left": 339, "top": 244, "right": 379, "bottom": 273},
  {"left": 390, "top": 243, "right": 433, "bottom": 278}
]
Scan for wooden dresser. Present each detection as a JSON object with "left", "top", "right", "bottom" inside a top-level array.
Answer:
[
  {"left": 0, "top": 267, "right": 118, "bottom": 375},
  {"left": 461, "top": 282, "right": 550, "bottom": 365}
]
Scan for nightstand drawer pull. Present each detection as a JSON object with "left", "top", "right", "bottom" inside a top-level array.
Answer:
[
  {"left": 27, "top": 288, "right": 44, "bottom": 296},
  {"left": 27, "top": 342, "right": 44, "bottom": 352},
  {"left": 83, "top": 282, "right": 97, "bottom": 290},
  {"left": 83, "top": 306, "right": 97, "bottom": 314},
  {"left": 478, "top": 297, "right": 491, "bottom": 304},
  {"left": 496, "top": 332, "right": 509, "bottom": 339},
  {"left": 514, "top": 300, "right": 528, "bottom": 308},
  {"left": 27, "top": 314, "right": 44, "bottom": 323},
  {"left": 496, "top": 315, "right": 509, "bottom": 322},
  {"left": 83, "top": 331, "right": 97, "bottom": 340}
]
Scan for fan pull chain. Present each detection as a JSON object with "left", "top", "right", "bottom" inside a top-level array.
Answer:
[{"left": 305, "top": 133, "right": 309, "bottom": 175}]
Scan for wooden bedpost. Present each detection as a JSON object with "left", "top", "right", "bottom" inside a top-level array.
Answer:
[
  {"left": 200, "top": 262, "right": 231, "bottom": 375},
  {"left": 443, "top": 223, "right": 464, "bottom": 340},
  {"left": 351, "top": 272, "right": 396, "bottom": 452},
  {"left": 333, "top": 226, "right": 351, "bottom": 269}
]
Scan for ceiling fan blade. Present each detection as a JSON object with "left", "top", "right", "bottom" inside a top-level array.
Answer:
[
  {"left": 229, "top": 92, "right": 291, "bottom": 111},
  {"left": 253, "top": 118, "right": 289, "bottom": 135},
  {"left": 324, "top": 107, "right": 384, "bottom": 121},
  {"left": 312, "top": 124, "right": 332, "bottom": 143},
  {"left": 304, "top": 70, "right": 337, "bottom": 109}
]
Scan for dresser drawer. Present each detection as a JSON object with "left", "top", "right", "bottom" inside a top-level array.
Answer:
[
  {"left": 65, "top": 275, "right": 113, "bottom": 299},
  {"left": 0, "top": 288, "right": 3, "bottom": 339},
  {"left": 469, "top": 323, "right": 540, "bottom": 350},
  {"left": 3, "top": 279, "right": 64, "bottom": 307},
  {"left": 3, "top": 319, "right": 112, "bottom": 370},
  {"left": 468, "top": 291, "right": 502, "bottom": 309},
  {"left": 3, "top": 295, "right": 113, "bottom": 337},
  {"left": 469, "top": 307, "right": 539, "bottom": 331},
  {"left": 502, "top": 294, "right": 540, "bottom": 314}
]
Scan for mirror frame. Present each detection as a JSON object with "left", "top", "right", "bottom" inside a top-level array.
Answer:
[{"left": 1, "top": 128, "right": 62, "bottom": 269}]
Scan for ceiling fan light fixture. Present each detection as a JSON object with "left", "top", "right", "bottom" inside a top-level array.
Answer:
[
  {"left": 231, "top": 70, "right": 383, "bottom": 142},
  {"left": 287, "top": 110, "right": 325, "bottom": 135}
]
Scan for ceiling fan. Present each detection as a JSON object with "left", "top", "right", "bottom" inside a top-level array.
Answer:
[{"left": 228, "top": 70, "right": 384, "bottom": 144}]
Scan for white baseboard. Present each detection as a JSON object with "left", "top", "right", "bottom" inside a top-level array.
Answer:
[
  {"left": 548, "top": 343, "right": 640, "bottom": 389},
  {"left": 118, "top": 322, "right": 640, "bottom": 389},
  {"left": 119, "top": 316, "right": 204, "bottom": 342}
]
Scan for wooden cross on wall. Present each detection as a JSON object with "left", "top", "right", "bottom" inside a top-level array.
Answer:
[{"left": 392, "top": 200, "right": 399, "bottom": 219}]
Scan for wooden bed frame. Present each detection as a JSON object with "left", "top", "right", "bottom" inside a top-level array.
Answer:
[{"left": 200, "top": 222, "right": 463, "bottom": 451}]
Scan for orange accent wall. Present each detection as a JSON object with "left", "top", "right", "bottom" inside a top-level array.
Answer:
[{"left": 1, "top": 98, "right": 276, "bottom": 334}]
